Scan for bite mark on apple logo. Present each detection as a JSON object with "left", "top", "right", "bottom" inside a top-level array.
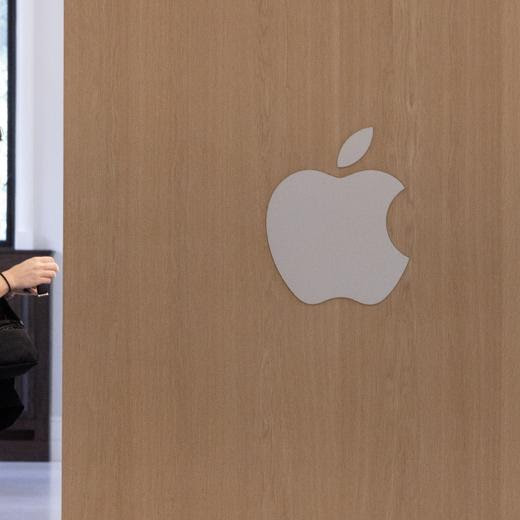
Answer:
[{"left": 266, "top": 127, "right": 409, "bottom": 305}]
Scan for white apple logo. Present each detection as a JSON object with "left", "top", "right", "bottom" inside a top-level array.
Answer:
[{"left": 266, "top": 127, "right": 409, "bottom": 305}]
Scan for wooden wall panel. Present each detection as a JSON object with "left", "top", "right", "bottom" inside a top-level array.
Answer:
[{"left": 64, "top": 1, "right": 519, "bottom": 518}]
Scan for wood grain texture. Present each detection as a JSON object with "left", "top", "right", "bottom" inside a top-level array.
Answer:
[{"left": 64, "top": 1, "right": 517, "bottom": 518}]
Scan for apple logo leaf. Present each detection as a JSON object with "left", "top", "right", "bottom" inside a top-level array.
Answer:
[{"left": 337, "top": 127, "right": 374, "bottom": 168}]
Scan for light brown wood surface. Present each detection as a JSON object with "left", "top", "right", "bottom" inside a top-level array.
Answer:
[{"left": 64, "top": 1, "right": 520, "bottom": 518}]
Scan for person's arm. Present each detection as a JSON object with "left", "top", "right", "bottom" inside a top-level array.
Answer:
[{"left": 0, "top": 273, "right": 12, "bottom": 299}]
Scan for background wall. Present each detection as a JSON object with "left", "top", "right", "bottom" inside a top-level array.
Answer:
[
  {"left": 16, "top": 0, "right": 63, "bottom": 462},
  {"left": 64, "top": 0, "right": 520, "bottom": 518}
]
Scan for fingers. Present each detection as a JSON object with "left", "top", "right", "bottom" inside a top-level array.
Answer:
[
  {"left": 43, "top": 257, "right": 58, "bottom": 265},
  {"left": 33, "top": 257, "right": 59, "bottom": 270},
  {"left": 41, "top": 269, "right": 58, "bottom": 278},
  {"left": 37, "top": 258, "right": 59, "bottom": 283},
  {"left": 17, "top": 288, "right": 37, "bottom": 295},
  {"left": 39, "top": 258, "right": 59, "bottom": 267},
  {"left": 39, "top": 270, "right": 58, "bottom": 284}
]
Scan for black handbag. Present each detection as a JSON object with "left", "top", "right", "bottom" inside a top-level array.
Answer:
[
  {"left": 0, "top": 296, "right": 38, "bottom": 379},
  {"left": 0, "top": 378, "right": 25, "bottom": 430}
]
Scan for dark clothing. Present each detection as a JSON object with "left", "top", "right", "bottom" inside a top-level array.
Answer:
[{"left": 0, "top": 377, "right": 24, "bottom": 430}]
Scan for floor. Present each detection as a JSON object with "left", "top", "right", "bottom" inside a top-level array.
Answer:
[{"left": 0, "top": 463, "right": 61, "bottom": 520}]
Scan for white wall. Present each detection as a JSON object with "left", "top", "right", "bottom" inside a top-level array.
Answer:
[{"left": 16, "top": 0, "right": 63, "bottom": 462}]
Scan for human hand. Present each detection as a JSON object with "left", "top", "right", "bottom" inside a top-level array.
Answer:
[
  {"left": 7, "top": 287, "right": 38, "bottom": 298},
  {"left": 2, "top": 256, "right": 59, "bottom": 294}
]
